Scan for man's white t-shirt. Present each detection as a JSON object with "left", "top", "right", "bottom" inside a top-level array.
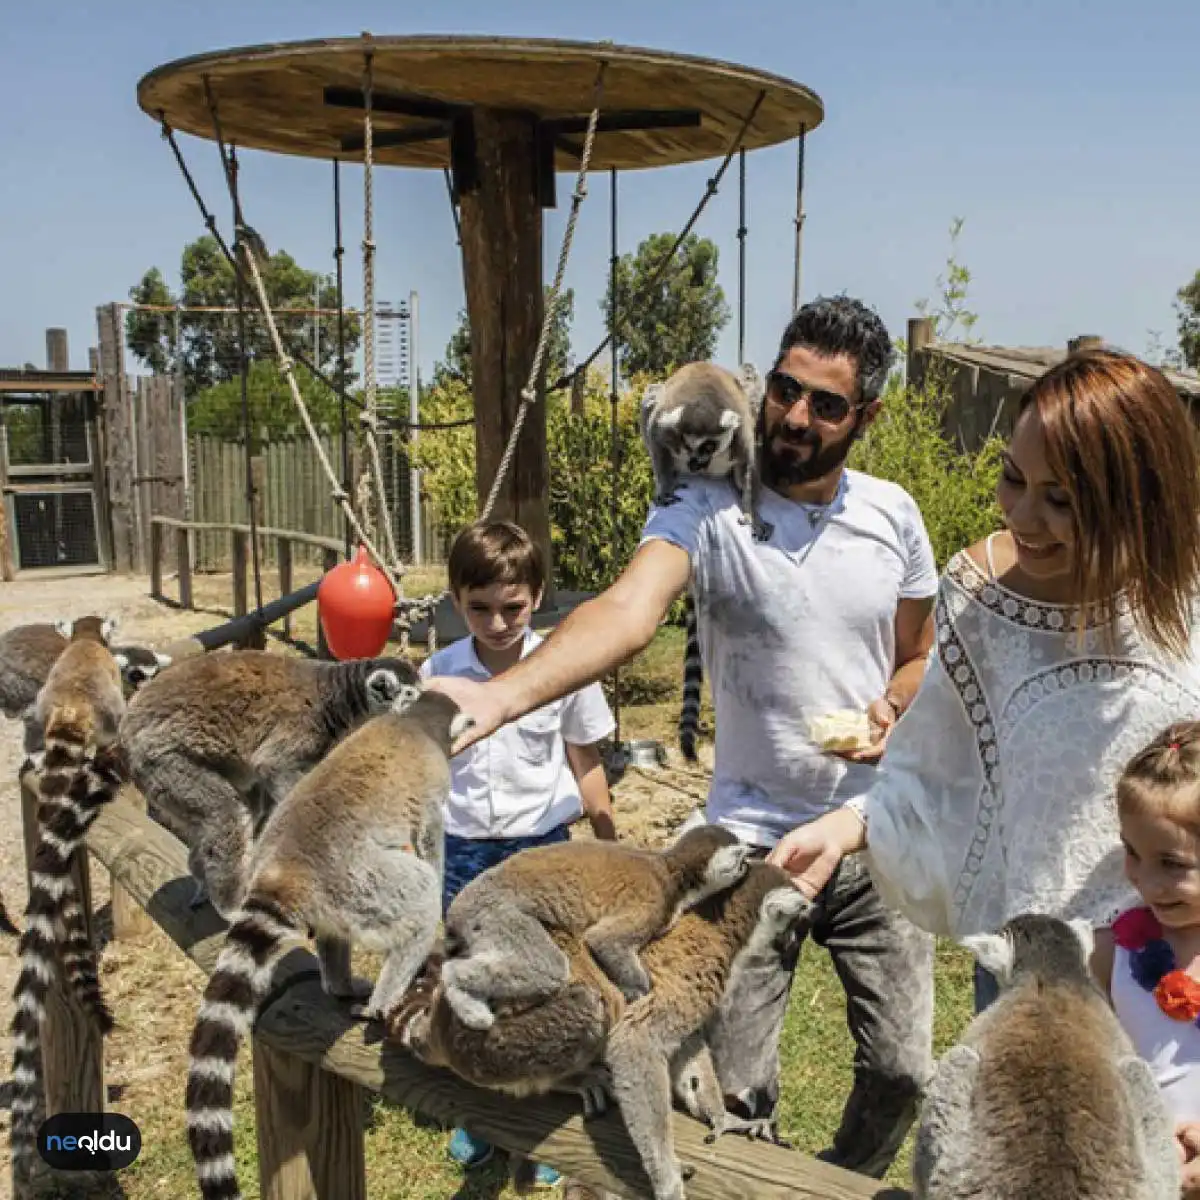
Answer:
[
  {"left": 420, "top": 627, "right": 616, "bottom": 839},
  {"left": 641, "top": 470, "right": 938, "bottom": 848}
]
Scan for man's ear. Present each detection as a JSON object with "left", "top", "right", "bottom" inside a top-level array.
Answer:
[{"left": 853, "top": 397, "right": 884, "bottom": 439}]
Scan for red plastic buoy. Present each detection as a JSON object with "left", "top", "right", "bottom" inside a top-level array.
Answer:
[{"left": 317, "top": 544, "right": 396, "bottom": 660}]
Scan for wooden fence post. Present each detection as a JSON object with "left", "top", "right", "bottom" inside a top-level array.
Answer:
[
  {"left": 253, "top": 1042, "right": 367, "bottom": 1200},
  {"left": 14, "top": 779, "right": 106, "bottom": 1191},
  {"left": 906, "top": 315, "right": 935, "bottom": 389},
  {"left": 278, "top": 537, "right": 294, "bottom": 638},
  {"left": 316, "top": 547, "right": 338, "bottom": 659},
  {"left": 231, "top": 529, "right": 249, "bottom": 619},
  {"left": 176, "top": 524, "right": 193, "bottom": 609},
  {"left": 149, "top": 519, "right": 163, "bottom": 600}
]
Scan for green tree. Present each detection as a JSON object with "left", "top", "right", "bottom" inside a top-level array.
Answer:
[
  {"left": 602, "top": 232, "right": 730, "bottom": 377},
  {"left": 1175, "top": 270, "right": 1200, "bottom": 371},
  {"left": 126, "top": 235, "right": 362, "bottom": 396},
  {"left": 434, "top": 287, "right": 575, "bottom": 389},
  {"left": 187, "top": 359, "right": 346, "bottom": 440}
]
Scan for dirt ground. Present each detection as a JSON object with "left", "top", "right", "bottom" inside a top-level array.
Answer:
[{"left": 0, "top": 567, "right": 709, "bottom": 1199}]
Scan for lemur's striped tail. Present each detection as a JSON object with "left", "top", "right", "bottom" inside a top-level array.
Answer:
[
  {"left": 186, "top": 893, "right": 302, "bottom": 1200},
  {"left": 9, "top": 752, "right": 125, "bottom": 1174},
  {"left": 678, "top": 590, "right": 704, "bottom": 763}
]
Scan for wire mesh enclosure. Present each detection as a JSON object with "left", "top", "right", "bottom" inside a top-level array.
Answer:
[
  {"left": 4, "top": 394, "right": 92, "bottom": 468},
  {"left": 9, "top": 488, "right": 101, "bottom": 569}
]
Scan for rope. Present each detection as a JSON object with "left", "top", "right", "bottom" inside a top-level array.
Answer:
[
  {"left": 192, "top": 77, "right": 402, "bottom": 595},
  {"left": 358, "top": 35, "right": 403, "bottom": 578},
  {"left": 551, "top": 88, "right": 767, "bottom": 394}
]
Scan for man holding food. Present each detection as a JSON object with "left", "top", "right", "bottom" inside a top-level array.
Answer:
[{"left": 425, "top": 294, "right": 939, "bottom": 1179}]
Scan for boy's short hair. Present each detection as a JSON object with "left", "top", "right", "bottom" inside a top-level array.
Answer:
[{"left": 447, "top": 520, "right": 546, "bottom": 597}]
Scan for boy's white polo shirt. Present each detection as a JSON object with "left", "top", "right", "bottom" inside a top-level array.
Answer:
[{"left": 420, "top": 627, "right": 616, "bottom": 839}]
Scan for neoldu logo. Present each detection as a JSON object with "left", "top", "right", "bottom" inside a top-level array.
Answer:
[{"left": 38, "top": 1112, "right": 142, "bottom": 1170}]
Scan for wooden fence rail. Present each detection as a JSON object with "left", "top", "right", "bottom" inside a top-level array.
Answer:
[
  {"left": 20, "top": 784, "right": 907, "bottom": 1200},
  {"left": 149, "top": 515, "right": 342, "bottom": 651}
]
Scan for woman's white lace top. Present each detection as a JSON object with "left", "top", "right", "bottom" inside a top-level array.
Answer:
[{"left": 859, "top": 545, "right": 1200, "bottom": 937}]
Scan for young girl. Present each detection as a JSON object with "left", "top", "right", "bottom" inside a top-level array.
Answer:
[{"left": 1096, "top": 721, "right": 1200, "bottom": 1194}]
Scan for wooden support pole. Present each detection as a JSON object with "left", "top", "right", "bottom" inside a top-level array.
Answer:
[
  {"left": 279, "top": 536, "right": 294, "bottom": 638},
  {"left": 0, "top": 397, "right": 13, "bottom": 580},
  {"left": 254, "top": 1041, "right": 367, "bottom": 1200},
  {"left": 15, "top": 781, "right": 106, "bottom": 1191},
  {"left": 458, "top": 109, "right": 553, "bottom": 598},
  {"left": 176, "top": 524, "right": 193, "bottom": 609}
]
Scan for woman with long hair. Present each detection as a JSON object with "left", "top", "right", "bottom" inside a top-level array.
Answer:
[{"left": 768, "top": 348, "right": 1200, "bottom": 1010}]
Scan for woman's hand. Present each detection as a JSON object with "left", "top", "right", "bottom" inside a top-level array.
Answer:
[{"left": 766, "top": 808, "right": 867, "bottom": 899}]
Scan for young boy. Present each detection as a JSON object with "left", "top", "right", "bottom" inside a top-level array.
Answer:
[{"left": 419, "top": 519, "right": 617, "bottom": 1183}]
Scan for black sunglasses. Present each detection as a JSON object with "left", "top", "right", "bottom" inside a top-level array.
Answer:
[{"left": 766, "top": 369, "right": 859, "bottom": 424}]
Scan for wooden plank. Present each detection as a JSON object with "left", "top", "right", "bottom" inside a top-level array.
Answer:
[
  {"left": 96, "top": 303, "right": 135, "bottom": 572},
  {"left": 254, "top": 1041, "right": 367, "bottom": 1200},
  {"left": 150, "top": 515, "right": 344, "bottom": 555},
  {"left": 85, "top": 792, "right": 899, "bottom": 1200},
  {"left": 459, "top": 108, "right": 554, "bottom": 598},
  {"left": 110, "top": 784, "right": 155, "bottom": 941},
  {"left": 136, "top": 36, "right": 825, "bottom": 172}
]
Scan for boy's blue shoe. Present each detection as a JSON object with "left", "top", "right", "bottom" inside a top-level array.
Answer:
[{"left": 447, "top": 1126, "right": 494, "bottom": 1168}]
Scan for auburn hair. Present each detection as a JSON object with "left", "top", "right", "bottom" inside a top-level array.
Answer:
[{"left": 1020, "top": 348, "right": 1200, "bottom": 656}]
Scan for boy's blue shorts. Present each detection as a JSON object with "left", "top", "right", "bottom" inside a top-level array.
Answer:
[{"left": 442, "top": 823, "right": 571, "bottom": 916}]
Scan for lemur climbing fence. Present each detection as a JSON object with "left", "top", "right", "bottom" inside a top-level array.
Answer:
[{"left": 16, "top": 778, "right": 906, "bottom": 1200}]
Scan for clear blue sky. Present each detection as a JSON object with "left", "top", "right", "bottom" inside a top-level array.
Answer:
[{"left": 2, "top": 0, "right": 1198, "bottom": 384}]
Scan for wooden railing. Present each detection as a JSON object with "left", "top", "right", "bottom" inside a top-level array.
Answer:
[
  {"left": 16, "top": 780, "right": 908, "bottom": 1200},
  {"left": 149, "top": 516, "right": 346, "bottom": 650}
]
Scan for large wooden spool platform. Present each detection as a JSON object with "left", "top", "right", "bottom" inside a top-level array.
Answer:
[
  {"left": 136, "top": 35, "right": 824, "bottom": 171},
  {"left": 136, "top": 35, "right": 823, "bottom": 586}
]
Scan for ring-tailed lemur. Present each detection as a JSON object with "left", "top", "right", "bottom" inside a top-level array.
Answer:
[
  {"left": 638, "top": 361, "right": 767, "bottom": 763},
  {"left": 440, "top": 824, "right": 751, "bottom": 1030},
  {"left": 185, "top": 688, "right": 471, "bottom": 1200},
  {"left": 914, "top": 913, "right": 1180, "bottom": 1200},
  {"left": 396, "top": 860, "right": 812, "bottom": 1200},
  {"left": 9, "top": 616, "right": 129, "bottom": 1180},
  {"left": 120, "top": 649, "right": 420, "bottom": 917}
]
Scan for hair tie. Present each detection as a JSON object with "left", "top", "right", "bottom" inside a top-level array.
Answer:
[{"left": 1170, "top": 741, "right": 1183, "bottom": 751}]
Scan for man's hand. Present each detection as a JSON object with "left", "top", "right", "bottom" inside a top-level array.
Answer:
[
  {"left": 421, "top": 675, "right": 508, "bottom": 754},
  {"left": 830, "top": 696, "right": 897, "bottom": 765}
]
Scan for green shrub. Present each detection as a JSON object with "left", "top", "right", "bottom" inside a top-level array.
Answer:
[{"left": 850, "top": 372, "right": 1003, "bottom": 569}]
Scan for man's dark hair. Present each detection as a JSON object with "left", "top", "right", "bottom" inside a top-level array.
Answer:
[{"left": 775, "top": 294, "right": 895, "bottom": 403}]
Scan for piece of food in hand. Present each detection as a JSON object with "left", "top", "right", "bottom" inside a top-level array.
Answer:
[{"left": 810, "top": 709, "right": 875, "bottom": 753}]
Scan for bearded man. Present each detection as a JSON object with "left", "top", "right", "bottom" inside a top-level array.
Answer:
[{"left": 426, "top": 295, "right": 939, "bottom": 1178}]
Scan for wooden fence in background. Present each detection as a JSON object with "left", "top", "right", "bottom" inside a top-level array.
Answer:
[{"left": 186, "top": 431, "right": 446, "bottom": 571}]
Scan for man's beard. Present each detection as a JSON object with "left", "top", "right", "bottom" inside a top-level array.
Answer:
[{"left": 757, "top": 408, "right": 863, "bottom": 488}]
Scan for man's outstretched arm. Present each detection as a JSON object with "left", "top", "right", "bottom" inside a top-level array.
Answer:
[{"left": 424, "top": 538, "right": 691, "bottom": 752}]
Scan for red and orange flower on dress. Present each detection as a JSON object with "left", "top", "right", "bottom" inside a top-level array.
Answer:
[{"left": 1113, "top": 906, "right": 1200, "bottom": 1024}]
